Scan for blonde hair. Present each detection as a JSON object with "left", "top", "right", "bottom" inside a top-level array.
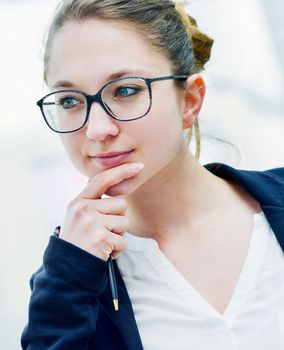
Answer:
[{"left": 44, "top": 0, "right": 214, "bottom": 159}]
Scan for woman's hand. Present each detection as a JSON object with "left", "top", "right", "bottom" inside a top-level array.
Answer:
[{"left": 59, "top": 162, "right": 144, "bottom": 261}]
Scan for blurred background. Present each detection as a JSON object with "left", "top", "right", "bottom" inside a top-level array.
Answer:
[{"left": 0, "top": 0, "right": 283, "bottom": 348}]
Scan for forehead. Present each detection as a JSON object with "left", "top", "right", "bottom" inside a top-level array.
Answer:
[{"left": 47, "top": 19, "right": 171, "bottom": 89}]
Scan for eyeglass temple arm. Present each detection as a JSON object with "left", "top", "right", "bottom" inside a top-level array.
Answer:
[{"left": 146, "top": 75, "right": 189, "bottom": 84}]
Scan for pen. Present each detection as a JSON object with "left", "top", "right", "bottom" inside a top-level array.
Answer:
[{"left": 107, "top": 256, "right": 119, "bottom": 311}]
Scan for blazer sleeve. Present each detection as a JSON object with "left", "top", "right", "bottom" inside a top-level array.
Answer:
[{"left": 21, "top": 236, "right": 108, "bottom": 350}]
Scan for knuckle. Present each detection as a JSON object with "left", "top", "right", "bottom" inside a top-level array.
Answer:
[
  {"left": 117, "top": 197, "right": 128, "bottom": 210},
  {"left": 115, "top": 235, "right": 128, "bottom": 250},
  {"left": 68, "top": 199, "right": 87, "bottom": 214},
  {"left": 93, "top": 229, "right": 108, "bottom": 245},
  {"left": 120, "top": 216, "right": 130, "bottom": 228},
  {"left": 81, "top": 217, "right": 94, "bottom": 232}
]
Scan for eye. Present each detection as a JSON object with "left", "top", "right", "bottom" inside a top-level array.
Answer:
[
  {"left": 58, "top": 96, "right": 81, "bottom": 109},
  {"left": 115, "top": 86, "right": 140, "bottom": 97}
]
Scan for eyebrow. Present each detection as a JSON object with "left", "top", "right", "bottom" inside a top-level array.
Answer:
[{"left": 51, "top": 68, "right": 155, "bottom": 89}]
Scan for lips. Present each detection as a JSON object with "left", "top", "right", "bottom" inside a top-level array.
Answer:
[{"left": 92, "top": 150, "right": 134, "bottom": 167}]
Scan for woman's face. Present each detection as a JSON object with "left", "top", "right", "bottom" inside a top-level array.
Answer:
[{"left": 47, "top": 19, "right": 197, "bottom": 196}]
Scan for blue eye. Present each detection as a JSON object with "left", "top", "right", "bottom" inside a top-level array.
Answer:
[
  {"left": 115, "top": 86, "right": 139, "bottom": 97},
  {"left": 59, "top": 96, "right": 80, "bottom": 109}
]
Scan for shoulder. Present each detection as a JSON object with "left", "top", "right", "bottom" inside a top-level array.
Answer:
[
  {"left": 262, "top": 167, "right": 284, "bottom": 180},
  {"left": 204, "top": 162, "right": 284, "bottom": 207},
  {"left": 205, "top": 162, "right": 284, "bottom": 180}
]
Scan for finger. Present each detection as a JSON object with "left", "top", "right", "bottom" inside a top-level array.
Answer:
[
  {"left": 108, "top": 232, "right": 128, "bottom": 252},
  {"left": 94, "top": 197, "right": 128, "bottom": 216},
  {"left": 101, "top": 233, "right": 128, "bottom": 260},
  {"left": 79, "top": 162, "right": 144, "bottom": 200},
  {"left": 110, "top": 251, "right": 123, "bottom": 260},
  {"left": 101, "top": 214, "right": 129, "bottom": 234},
  {"left": 75, "top": 197, "right": 127, "bottom": 216}
]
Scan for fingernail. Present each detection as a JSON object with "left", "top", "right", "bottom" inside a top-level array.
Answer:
[{"left": 130, "top": 162, "right": 144, "bottom": 170}]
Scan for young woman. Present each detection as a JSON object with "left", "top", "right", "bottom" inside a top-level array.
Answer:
[{"left": 22, "top": 0, "right": 284, "bottom": 349}]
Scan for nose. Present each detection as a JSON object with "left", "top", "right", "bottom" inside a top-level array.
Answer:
[{"left": 85, "top": 102, "right": 120, "bottom": 141}]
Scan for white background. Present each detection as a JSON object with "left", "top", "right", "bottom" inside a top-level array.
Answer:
[{"left": 0, "top": 0, "right": 283, "bottom": 348}]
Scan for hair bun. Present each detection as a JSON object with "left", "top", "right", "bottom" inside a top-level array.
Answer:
[
  {"left": 175, "top": 3, "right": 214, "bottom": 72},
  {"left": 189, "top": 17, "right": 214, "bottom": 72}
]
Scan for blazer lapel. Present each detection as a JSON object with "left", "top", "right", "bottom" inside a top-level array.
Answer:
[{"left": 260, "top": 205, "right": 284, "bottom": 251}]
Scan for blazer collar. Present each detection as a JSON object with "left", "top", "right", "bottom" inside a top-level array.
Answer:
[{"left": 204, "top": 163, "right": 284, "bottom": 251}]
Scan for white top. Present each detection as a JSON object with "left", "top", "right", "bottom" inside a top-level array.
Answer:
[{"left": 117, "top": 211, "right": 284, "bottom": 350}]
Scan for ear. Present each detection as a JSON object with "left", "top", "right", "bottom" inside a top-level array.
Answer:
[{"left": 182, "top": 74, "right": 206, "bottom": 129}]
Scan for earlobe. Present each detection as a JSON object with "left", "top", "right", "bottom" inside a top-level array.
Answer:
[{"left": 182, "top": 74, "right": 206, "bottom": 129}]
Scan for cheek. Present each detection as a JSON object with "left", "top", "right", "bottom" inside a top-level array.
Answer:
[
  {"left": 133, "top": 99, "right": 184, "bottom": 163},
  {"left": 60, "top": 134, "right": 84, "bottom": 168}
]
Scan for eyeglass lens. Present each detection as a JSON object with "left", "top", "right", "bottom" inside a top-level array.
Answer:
[{"left": 42, "top": 78, "right": 151, "bottom": 132}]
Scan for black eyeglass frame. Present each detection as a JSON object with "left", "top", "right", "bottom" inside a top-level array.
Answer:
[{"left": 37, "top": 74, "right": 189, "bottom": 134}]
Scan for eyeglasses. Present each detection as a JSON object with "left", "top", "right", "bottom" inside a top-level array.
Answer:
[{"left": 37, "top": 74, "right": 188, "bottom": 133}]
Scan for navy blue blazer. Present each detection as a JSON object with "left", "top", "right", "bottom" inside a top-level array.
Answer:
[{"left": 21, "top": 163, "right": 284, "bottom": 350}]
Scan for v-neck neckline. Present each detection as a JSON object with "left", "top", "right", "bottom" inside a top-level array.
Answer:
[{"left": 124, "top": 211, "right": 269, "bottom": 327}]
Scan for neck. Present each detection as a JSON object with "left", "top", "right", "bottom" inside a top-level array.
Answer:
[{"left": 125, "top": 150, "right": 234, "bottom": 243}]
